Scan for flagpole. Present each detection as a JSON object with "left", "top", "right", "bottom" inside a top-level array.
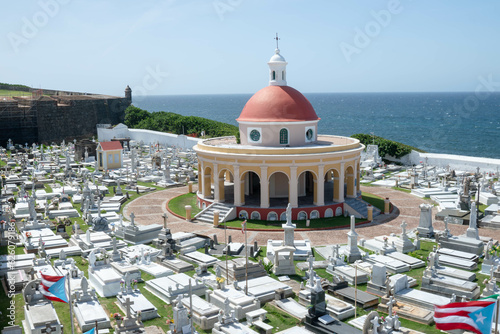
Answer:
[
  {"left": 67, "top": 273, "right": 75, "bottom": 334},
  {"left": 189, "top": 279, "right": 193, "bottom": 334},
  {"left": 354, "top": 264, "right": 358, "bottom": 319},
  {"left": 225, "top": 222, "right": 228, "bottom": 281},
  {"left": 244, "top": 220, "right": 248, "bottom": 296},
  {"left": 496, "top": 296, "right": 499, "bottom": 334}
]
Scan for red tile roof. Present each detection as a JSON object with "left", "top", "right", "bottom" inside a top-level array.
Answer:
[{"left": 99, "top": 141, "right": 123, "bottom": 151}]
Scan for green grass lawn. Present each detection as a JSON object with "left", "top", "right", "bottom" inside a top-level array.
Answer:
[
  {"left": 361, "top": 192, "right": 386, "bottom": 211},
  {"left": 168, "top": 193, "right": 201, "bottom": 218},
  {"left": 222, "top": 216, "right": 363, "bottom": 230}
]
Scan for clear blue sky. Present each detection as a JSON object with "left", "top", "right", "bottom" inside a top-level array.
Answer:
[{"left": 2, "top": 0, "right": 499, "bottom": 96}]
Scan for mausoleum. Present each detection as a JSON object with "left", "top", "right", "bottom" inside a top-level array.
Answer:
[{"left": 194, "top": 43, "right": 364, "bottom": 220}]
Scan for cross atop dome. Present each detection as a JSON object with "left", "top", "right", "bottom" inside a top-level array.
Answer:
[{"left": 268, "top": 34, "right": 287, "bottom": 86}]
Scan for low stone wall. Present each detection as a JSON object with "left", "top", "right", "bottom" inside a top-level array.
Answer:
[
  {"left": 385, "top": 150, "right": 500, "bottom": 172},
  {"left": 97, "top": 125, "right": 201, "bottom": 150}
]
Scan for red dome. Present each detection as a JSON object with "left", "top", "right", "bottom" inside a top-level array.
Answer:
[{"left": 237, "top": 85, "right": 320, "bottom": 122}]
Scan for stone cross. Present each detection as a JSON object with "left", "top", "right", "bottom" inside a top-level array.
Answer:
[
  {"left": 162, "top": 213, "right": 168, "bottom": 229},
  {"left": 400, "top": 221, "right": 407, "bottom": 236},
  {"left": 124, "top": 297, "right": 134, "bottom": 319},
  {"left": 130, "top": 212, "right": 135, "bottom": 226},
  {"left": 333, "top": 244, "right": 339, "bottom": 259},
  {"left": 387, "top": 296, "right": 395, "bottom": 317},
  {"left": 308, "top": 255, "right": 314, "bottom": 271},
  {"left": 371, "top": 315, "right": 380, "bottom": 334}
]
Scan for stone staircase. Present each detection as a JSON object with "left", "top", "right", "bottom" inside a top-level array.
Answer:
[
  {"left": 344, "top": 197, "right": 381, "bottom": 219},
  {"left": 193, "top": 202, "right": 236, "bottom": 224}
]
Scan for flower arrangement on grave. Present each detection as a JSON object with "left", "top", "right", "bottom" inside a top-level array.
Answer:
[
  {"left": 166, "top": 319, "right": 174, "bottom": 325},
  {"left": 120, "top": 279, "right": 125, "bottom": 287},
  {"left": 216, "top": 277, "right": 225, "bottom": 284},
  {"left": 132, "top": 279, "right": 138, "bottom": 289},
  {"left": 25, "top": 231, "right": 32, "bottom": 241}
]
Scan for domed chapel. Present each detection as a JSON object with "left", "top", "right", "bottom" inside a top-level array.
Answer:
[{"left": 193, "top": 40, "right": 364, "bottom": 221}]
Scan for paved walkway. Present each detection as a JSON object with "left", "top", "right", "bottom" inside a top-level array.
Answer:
[{"left": 123, "top": 184, "right": 499, "bottom": 247}]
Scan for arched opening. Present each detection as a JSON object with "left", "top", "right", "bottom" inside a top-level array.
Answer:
[
  {"left": 324, "top": 169, "right": 341, "bottom": 203},
  {"left": 242, "top": 171, "right": 260, "bottom": 207},
  {"left": 269, "top": 171, "right": 289, "bottom": 207},
  {"left": 282, "top": 70, "right": 285, "bottom": 80},
  {"left": 203, "top": 166, "right": 213, "bottom": 198},
  {"left": 272, "top": 71, "right": 276, "bottom": 80},
  {"left": 267, "top": 212, "right": 278, "bottom": 221},
  {"left": 217, "top": 169, "right": 234, "bottom": 204},
  {"left": 297, "top": 170, "right": 316, "bottom": 206},
  {"left": 279, "top": 128, "right": 288, "bottom": 145},
  {"left": 345, "top": 166, "right": 355, "bottom": 198}
]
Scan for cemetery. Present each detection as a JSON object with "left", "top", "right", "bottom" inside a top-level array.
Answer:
[{"left": 1, "top": 118, "right": 500, "bottom": 334}]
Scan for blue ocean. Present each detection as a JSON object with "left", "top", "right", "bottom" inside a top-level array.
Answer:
[{"left": 134, "top": 92, "right": 500, "bottom": 159}]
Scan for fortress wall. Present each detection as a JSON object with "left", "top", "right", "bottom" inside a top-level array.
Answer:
[{"left": 36, "top": 97, "right": 128, "bottom": 143}]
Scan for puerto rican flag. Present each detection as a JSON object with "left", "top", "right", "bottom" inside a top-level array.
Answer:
[
  {"left": 241, "top": 220, "right": 247, "bottom": 234},
  {"left": 434, "top": 300, "right": 496, "bottom": 334},
  {"left": 39, "top": 272, "right": 68, "bottom": 303}
]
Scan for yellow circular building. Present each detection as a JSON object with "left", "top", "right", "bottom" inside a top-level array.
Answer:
[{"left": 194, "top": 46, "right": 364, "bottom": 221}]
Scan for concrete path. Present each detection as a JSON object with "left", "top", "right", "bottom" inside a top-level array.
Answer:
[{"left": 123, "top": 184, "right": 498, "bottom": 246}]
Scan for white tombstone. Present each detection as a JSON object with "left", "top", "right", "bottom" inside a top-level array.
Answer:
[
  {"left": 466, "top": 202, "right": 479, "bottom": 240},
  {"left": 417, "top": 203, "right": 434, "bottom": 238}
]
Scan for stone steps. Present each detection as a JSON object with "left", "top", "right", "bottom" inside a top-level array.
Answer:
[
  {"left": 344, "top": 197, "right": 382, "bottom": 219},
  {"left": 194, "top": 202, "right": 234, "bottom": 224}
]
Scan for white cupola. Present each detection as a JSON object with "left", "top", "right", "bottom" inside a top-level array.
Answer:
[{"left": 268, "top": 34, "right": 287, "bottom": 86}]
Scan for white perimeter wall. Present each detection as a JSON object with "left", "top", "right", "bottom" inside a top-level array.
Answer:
[
  {"left": 97, "top": 124, "right": 201, "bottom": 150},
  {"left": 386, "top": 150, "right": 500, "bottom": 173}
]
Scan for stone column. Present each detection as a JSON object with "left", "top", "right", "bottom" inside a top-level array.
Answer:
[
  {"left": 367, "top": 205, "right": 373, "bottom": 221},
  {"left": 218, "top": 176, "right": 225, "bottom": 202},
  {"left": 233, "top": 165, "right": 242, "bottom": 206},
  {"left": 384, "top": 198, "right": 391, "bottom": 215},
  {"left": 188, "top": 181, "right": 193, "bottom": 193},
  {"left": 315, "top": 165, "right": 325, "bottom": 206},
  {"left": 260, "top": 166, "right": 269, "bottom": 208},
  {"left": 338, "top": 163, "right": 345, "bottom": 201},
  {"left": 356, "top": 160, "right": 361, "bottom": 193},
  {"left": 289, "top": 166, "right": 298, "bottom": 208},
  {"left": 185, "top": 205, "right": 192, "bottom": 221},
  {"left": 198, "top": 161, "right": 204, "bottom": 196},
  {"left": 203, "top": 173, "right": 212, "bottom": 198},
  {"left": 353, "top": 161, "right": 359, "bottom": 196},
  {"left": 213, "top": 210, "right": 219, "bottom": 227},
  {"left": 213, "top": 163, "right": 220, "bottom": 202}
]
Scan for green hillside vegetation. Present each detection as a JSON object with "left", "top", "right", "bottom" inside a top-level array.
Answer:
[
  {"left": 0, "top": 83, "right": 33, "bottom": 96},
  {"left": 0, "top": 83, "right": 31, "bottom": 91},
  {"left": 124, "top": 105, "right": 239, "bottom": 138},
  {"left": 351, "top": 133, "right": 425, "bottom": 158}
]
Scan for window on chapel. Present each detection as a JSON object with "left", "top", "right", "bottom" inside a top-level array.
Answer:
[{"left": 280, "top": 128, "right": 288, "bottom": 145}]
